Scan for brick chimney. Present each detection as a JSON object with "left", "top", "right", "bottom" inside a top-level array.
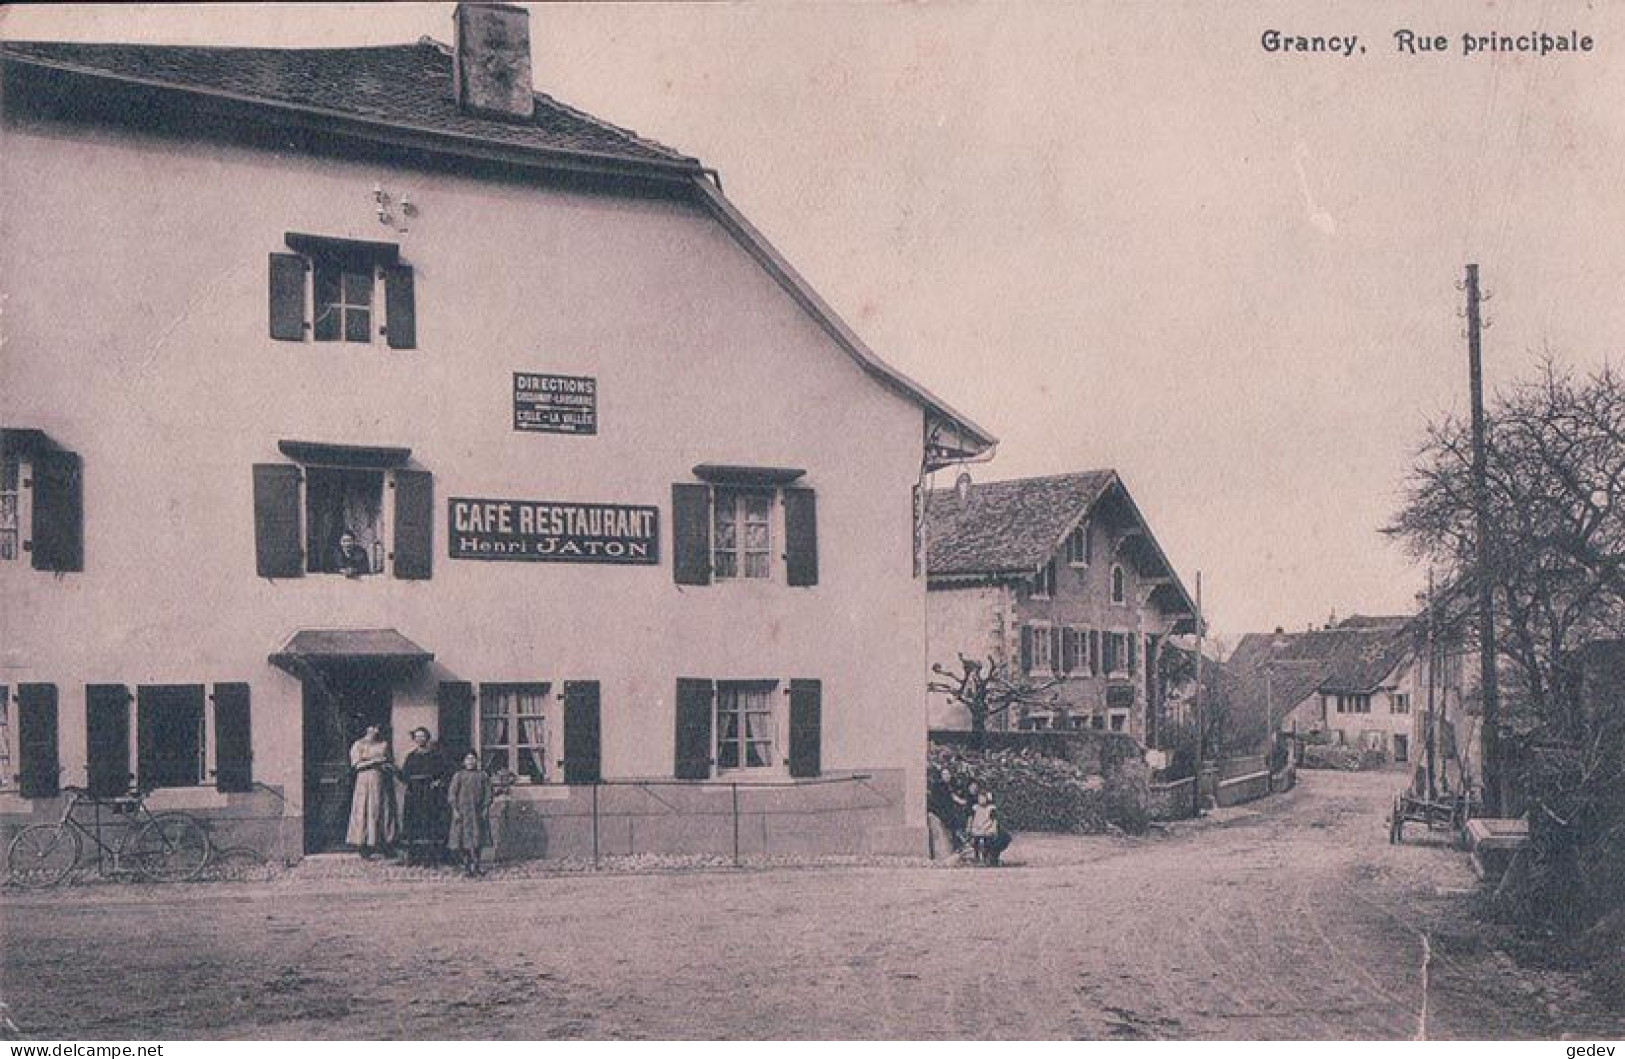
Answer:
[{"left": 453, "top": 3, "right": 535, "bottom": 121}]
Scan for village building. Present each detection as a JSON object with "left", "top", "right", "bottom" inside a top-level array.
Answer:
[
  {"left": 1228, "top": 615, "right": 1475, "bottom": 770},
  {"left": 0, "top": 5, "right": 995, "bottom": 861},
  {"left": 923, "top": 470, "right": 1197, "bottom": 741}
]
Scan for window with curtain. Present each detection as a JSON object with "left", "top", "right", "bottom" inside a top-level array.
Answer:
[
  {"left": 713, "top": 489, "right": 772, "bottom": 579},
  {"left": 479, "top": 683, "right": 549, "bottom": 783},
  {"left": 0, "top": 456, "right": 19, "bottom": 560},
  {"left": 716, "top": 681, "right": 777, "bottom": 770},
  {"left": 305, "top": 466, "right": 385, "bottom": 574}
]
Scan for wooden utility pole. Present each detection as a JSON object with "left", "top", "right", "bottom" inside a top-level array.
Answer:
[
  {"left": 1425, "top": 567, "right": 1438, "bottom": 801},
  {"left": 1465, "top": 263, "right": 1502, "bottom": 815},
  {"left": 1192, "top": 571, "right": 1204, "bottom": 817}
]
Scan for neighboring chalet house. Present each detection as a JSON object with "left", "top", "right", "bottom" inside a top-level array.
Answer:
[
  {"left": 1228, "top": 615, "right": 1474, "bottom": 767},
  {"left": 924, "top": 471, "right": 1197, "bottom": 742},
  {"left": 0, "top": 5, "right": 995, "bottom": 860}
]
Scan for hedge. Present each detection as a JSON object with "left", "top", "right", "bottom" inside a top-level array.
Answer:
[{"left": 929, "top": 743, "right": 1122, "bottom": 833}]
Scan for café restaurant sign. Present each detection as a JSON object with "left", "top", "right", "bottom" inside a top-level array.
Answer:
[
  {"left": 513, "top": 372, "right": 597, "bottom": 435},
  {"left": 449, "top": 497, "right": 658, "bottom": 565}
]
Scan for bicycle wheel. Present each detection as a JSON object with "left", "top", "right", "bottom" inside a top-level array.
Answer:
[
  {"left": 125, "top": 813, "right": 211, "bottom": 882},
  {"left": 7, "top": 824, "right": 81, "bottom": 888}
]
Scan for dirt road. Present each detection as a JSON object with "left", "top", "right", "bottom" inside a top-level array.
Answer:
[{"left": 3, "top": 769, "right": 1620, "bottom": 1039}]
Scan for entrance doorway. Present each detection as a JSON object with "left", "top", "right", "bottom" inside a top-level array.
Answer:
[
  {"left": 302, "top": 665, "right": 394, "bottom": 854},
  {"left": 1393, "top": 734, "right": 1409, "bottom": 763}
]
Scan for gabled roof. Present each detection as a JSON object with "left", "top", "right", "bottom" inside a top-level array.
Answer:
[
  {"left": 926, "top": 470, "right": 1114, "bottom": 577},
  {"left": 0, "top": 39, "right": 698, "bottom": 173},
  {"left": 0, "top": 35, "right": 998, "bottom": 458},
  {"left": 924, "top": 469, "right": 1196, "bottom": 625},
  {"left": 1228, "top": 617, "right": 1419, "bottom": 706}
]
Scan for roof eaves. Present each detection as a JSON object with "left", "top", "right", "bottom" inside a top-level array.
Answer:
[{"left": 0, "top": 46, "right": 707, "bottom": 184}]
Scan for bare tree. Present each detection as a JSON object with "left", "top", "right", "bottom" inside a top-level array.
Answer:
[
  {"left": 1387, "top": 358, "right": 1625, "bottom": 738},
  {"left": 928, "top": 654, "right": 1066, "bottom": 745}
]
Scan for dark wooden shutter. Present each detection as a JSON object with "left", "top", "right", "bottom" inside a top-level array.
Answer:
[
  {"left": 1128, "top": 633, "right": 1139, "bottom": 675},
  {"left": 1019, "top": 625, "right": 1033, "bottom": 674},
  {"left": 253, "top": 464, "right": 303, "bottom": 578},
  {"left": 138, "top": 685, "right": 205, "bottom": 789},
  {"left": 1090, "top": 630, "right": 1102, "bottom": 676},
  {"left": 268, "top": 253, "right": 307, "bottom": 341},
  {"left": 1061, "top": 628, "right": 1078, "bottom": 674},
  {"left": 213, "top": 683, "right": 253, "bottom": 793},
  {"left": 437, "top": 681, "right": 474, "bottom": 763},
  {"left": 31, "top": 449, "right": 83, "bottom": 572},
  {"left": 784, "top": 487, "right": 819, "bottom": 587},
  {"left": 562, "top": 680, "right": 602, "bottom": 784},
  {"left": 392, "top": 469, "right": 433, "bottom": 580},
  {"left": 86, "top": 684, "right": 131, "bottom": 798},
  {"left": 788, "top": 679, "right": 822, "bottom": 778},
  {"left": 1050, "top": 626, "right": 1064, "bottom": 673},
  {"left": 17, "top": 684, "right": 60, "bottom": 798},
  {"left": 674, "top": 678, "right": 714, "bottom": 779},
  {"left": 382, "top": 264, "right": 416, "bottom": 350},
  {"left": 671, "top": 483, "right": 711, "bottom": 586}
]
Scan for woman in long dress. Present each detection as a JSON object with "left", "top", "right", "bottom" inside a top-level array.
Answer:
[
  {"left": 399, "top": 727, "right": 449, "bottom": 866},
  {"left": 346, "top": 724, "right": 398, "bottom": 858}
]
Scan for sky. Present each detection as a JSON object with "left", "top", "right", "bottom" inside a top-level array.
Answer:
[{"left": 4, "top": 1, "right": 1623, "bottom": 643}]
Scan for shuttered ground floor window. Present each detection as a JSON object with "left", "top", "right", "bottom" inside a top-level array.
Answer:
[
  {"left": 676, "top": 678, "right": 822, "bottom": 780},
  {"left": 437, "top": 680, "right": 601, "bottom": 786}
]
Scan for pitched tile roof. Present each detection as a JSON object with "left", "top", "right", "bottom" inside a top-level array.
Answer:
[
  {"left": 0, "top": 39, "right": 700, "bottom": 172},
  {"left": 1228, "top": 618, "right": 1419, "bottom": 711},
  {"left": 925, "top": 470, "right": 1115, "bottom": 578}
]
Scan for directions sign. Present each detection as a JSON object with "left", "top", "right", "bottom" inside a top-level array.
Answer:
[
  {"left": 513, "top": 372, "right": 597, "bottom": 435},
  {"left": 449, "top": 497, "right": 659, "bottom": 564}
]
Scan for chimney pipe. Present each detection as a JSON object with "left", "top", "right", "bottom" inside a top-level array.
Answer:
[{"left": 454, "top": 3, "right": 535, "bottom": 121}]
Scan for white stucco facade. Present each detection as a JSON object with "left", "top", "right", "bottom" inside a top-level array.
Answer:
[{"left": 0, "top": 52, "right": 981, "bottom": 858}]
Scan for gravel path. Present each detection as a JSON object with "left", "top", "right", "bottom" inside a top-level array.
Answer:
[{"left": 3, "top": 770, "right": 1620, "bottom": 1039}]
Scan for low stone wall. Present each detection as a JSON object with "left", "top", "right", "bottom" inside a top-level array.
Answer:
[
  {"left": 1149, "top": 776, "right": 1196, "bottom": 821},
  {"left": 490, "top": 769, "right": 913, "bottom": 862},
  {"left": 1218, "top": 754, "right": 1268, "bottom": 781},
  {"left": 1215, "top": 769, "right": 1271, "bottom": 807}
]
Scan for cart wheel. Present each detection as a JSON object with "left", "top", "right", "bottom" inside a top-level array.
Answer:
[
  {"left": 7, "top": 824, "right": 81, "bottom": 888},
  {"left": 125, "top": 814, "right": 211, "bottom": 882}
]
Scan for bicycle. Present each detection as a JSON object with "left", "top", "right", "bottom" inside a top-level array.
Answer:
[{"left": 6, "top": 786, "right": 213, "bottom": 888}]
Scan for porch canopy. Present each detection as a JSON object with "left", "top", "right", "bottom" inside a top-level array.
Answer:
[{"left": 269, "top": 628, "right": 433, "bottom": 677}]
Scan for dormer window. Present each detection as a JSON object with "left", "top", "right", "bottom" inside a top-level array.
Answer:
[{"left": 269, "top": 233, "right": 416, "bottom": 349}]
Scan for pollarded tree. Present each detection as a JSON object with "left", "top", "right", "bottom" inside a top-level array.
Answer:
[{"left": 928, "top": 654, "right": 1066, "bottom": 745}]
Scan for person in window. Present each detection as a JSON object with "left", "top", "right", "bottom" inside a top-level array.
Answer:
[
  {"left": 345, "top": 724, "right": 397, "bottom": 859},
  {"left": 400, "top": 727, "right": 450, "bottom": 867},
  {"left": 335, "top": 529, "right": 371, "bottom": 578}
]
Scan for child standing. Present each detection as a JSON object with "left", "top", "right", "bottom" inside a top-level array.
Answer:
[
  {"left": 968, "top": 789, "right": 1001, "bottom": 866},
  {"left": 446, "top": 751, "right": 494, "bottom": 877}
]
